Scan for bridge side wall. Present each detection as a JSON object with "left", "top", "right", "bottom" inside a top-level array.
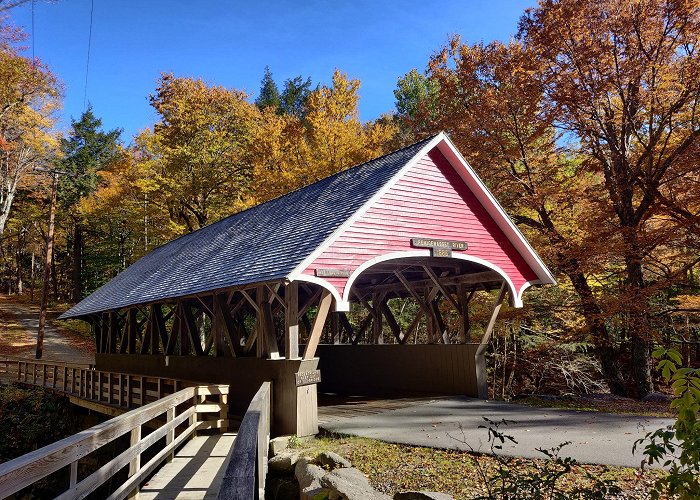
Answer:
[
  {"left": 95, "top": 354, "right": 319, "bottom": 436},
  {"left": 312, "top": 344, "right": 480, "bottom": 397}
]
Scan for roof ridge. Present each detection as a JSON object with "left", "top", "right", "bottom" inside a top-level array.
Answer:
[{"left": 159, "top": 133, "right": 440, "bottom": 246}]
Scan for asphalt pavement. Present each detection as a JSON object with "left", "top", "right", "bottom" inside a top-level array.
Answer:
[{"left": 320, "top": 397, "right": 675, "bottom": 467}]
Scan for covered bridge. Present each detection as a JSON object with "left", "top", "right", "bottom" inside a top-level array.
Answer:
[{"left": 61, "top": 132, "right": 555, "bottom": 436}]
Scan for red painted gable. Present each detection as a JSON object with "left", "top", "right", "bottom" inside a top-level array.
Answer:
[{"left": 300, "top": 147, "right": 539, "bottom": 304}]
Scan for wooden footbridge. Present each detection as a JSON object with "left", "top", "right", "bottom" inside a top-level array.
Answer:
[{"left": 0, "top": 357, "right": 271, "bottom": 499}]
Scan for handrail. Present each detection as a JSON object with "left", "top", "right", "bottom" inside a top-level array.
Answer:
[
  {"left": 218, "top": 381, "right": 272, "bottom": 500},
  {"left": 0, "top": 384, "right": 230, "bottom": 499},
  {"left": 0, "top": 354, "right": 92, "bottom": 368},
  {"left": 0, "top": 357, "right": 226, "bottom": 420}
]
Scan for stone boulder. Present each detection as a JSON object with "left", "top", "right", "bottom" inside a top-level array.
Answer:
[
  {"left": 316, "top": 451, "right": 352, "bottom": 470},
  {"left": 269, "top": 450, "right": 302, "bottom": 475},
  {"left": 295, "top": 457, "right": 329, "bottom": 500},
  {"left": 642, "top": 391, "right": 672, "bottom": 403},
  {"left": 320, "top": 467, "right": 391, "bottom": 500}
]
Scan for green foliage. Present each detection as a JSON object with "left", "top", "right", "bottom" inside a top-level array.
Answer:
[
  {"left": 394, "top": 68, "right": 439, "bottom": 130},
  {"left": 58, "top": 106, "right": 122, "bottom": 208},
  {"left": 460, "top": 418, "right": 621, "bottom": 499},
  {"left": 635, "top": 348, "right": 700, "bottom": 499},
  {"left": 280, "top": 75, "right": 313, "bottom": 118},
  {"left": 255, "top": 66, "right": 281, "bottom": 112},
  {"left": 0, "top": 384, "right": 77, "bottom": 462},
  {"left": 288, "top": 434, "right": 302, "bottom": 449}
]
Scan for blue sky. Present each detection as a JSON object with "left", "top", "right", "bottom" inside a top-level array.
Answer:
[{"left": 10, "top": 1, "right": 533, "bottom": 141}]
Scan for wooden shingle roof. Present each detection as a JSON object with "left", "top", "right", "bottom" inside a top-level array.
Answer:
[{"left": 61, "top": 136, "right": 437, "bottom": 319}]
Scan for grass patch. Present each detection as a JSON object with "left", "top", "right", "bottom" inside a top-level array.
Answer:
[
  {"left": 515, "top": 395, "right": 675, "bottom": 418},
  {"left": 294, "top": 433, "right": 665, "bottom": 498}
]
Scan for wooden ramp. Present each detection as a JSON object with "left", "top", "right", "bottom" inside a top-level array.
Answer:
[{"left": 140, "top": 433, "right": 236, "bottom": 500}]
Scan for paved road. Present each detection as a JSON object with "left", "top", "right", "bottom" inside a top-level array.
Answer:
[
  {"left": 0, "top": 299, "right": 93, "bottom": 365},
  {"left": 320, "top": 397, "right": 675, "bottom": 468}
]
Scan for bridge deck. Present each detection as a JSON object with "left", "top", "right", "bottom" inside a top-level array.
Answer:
[
  {"left": 140, "top": 433, "right": 236, "bottom": 499},
  {"left": 317, "top": 394, "right": 448, "bottom": 424}
]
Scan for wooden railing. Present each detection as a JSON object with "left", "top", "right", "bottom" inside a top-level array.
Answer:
[
  {"left": 0, "top": 384, "right": 230, "bottom": 499},
  {"left": 218, "top": 381, "right": 272, "bottom": 500},
  {"left": 0, "top": 357, "right": 229, "bottom": 428},
  {"left": 0, "top": 355, "right": 92, "bottom": 384}
]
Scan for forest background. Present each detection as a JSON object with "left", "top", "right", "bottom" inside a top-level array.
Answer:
[{"left": 1, "top": 0, "right": 699, "bottom": 400}]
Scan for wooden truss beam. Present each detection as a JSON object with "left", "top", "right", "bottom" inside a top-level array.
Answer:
[
  {"left": 475, "top": 282, "right": 508, "bottom": 398},
  {"left": 303, "top": 291, "right": 333, "bottom": 360}
]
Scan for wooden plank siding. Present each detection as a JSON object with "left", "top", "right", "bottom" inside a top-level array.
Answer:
[
  {"left": 313, "top": 344, "right": 480, "bottom": 397},
  {"left": 302, "top": 148, "right": 538, "bottom": 300}
]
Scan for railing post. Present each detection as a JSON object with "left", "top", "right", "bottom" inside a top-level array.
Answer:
[
  {"left": 220, "top": 390, "right": 229, "bottom": 433},
  {"left": 127, "top": 425, "right": 141, "bottom": 499},
  {"left": 42, "top": 364, "right": 47, "bottom": 387},
  {"left": 117, "top": 374, "right": 123, "bottom": 406},
  {"left": 190, "top": 390, "right": 198, "bottom": 437},
  {"left": 52, "top": 365, "right": 57, "bottom": 389},
  {"left": 63, "top": 366, "right": 68, "bottom": 392},
  {"left": 70, "top": 461, "right": 78, "bottom": 488},
  {"left": 138, "top": 376, "right": 144, "bottom": 406},
  {"left": 126, "top": 375, "right": 132, "bottom": 408},
  {"left": 166, "top": 407, "right": 175, "bottom": 463},
  {"left": 107, "top": 373, "right": 112, "bottom": 404}
]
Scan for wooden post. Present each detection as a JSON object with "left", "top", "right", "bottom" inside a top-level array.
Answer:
[
  {"left": 284, "top": 281, "right": 299, "bottom": 359},
  {"left": 70, "top": 461, "right": 78, "bottom": 488},
  {"left": 128, "top": 309, "right": 138, "bottom": 354},
  {"left": 256, "top": 286, "right": 279, "bottom": 359},
  {"left": 475, "top": 283, "right": 508, "bottom": 399},
  {"left": 106, "top": 312, "right": 115, "bottom": 353},
  {"left": 166, "top": 407, "right": 175, "bottom": 462},
  {"left": 128, "top": 426, "right": 141, "bottom": 499},
  {"left": 372, "top": 296, "right": 383, "bottom": 344}
]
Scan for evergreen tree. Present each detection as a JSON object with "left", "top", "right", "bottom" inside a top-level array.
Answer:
[
  {"left": 58, "top": 106, "right": 121, "bottom": 301},
  {"left": 280, "top": 76, "right": 312, "bottom": 118},
  {"left": 254, "top": 66, "right": 281, "bottom": 112}
]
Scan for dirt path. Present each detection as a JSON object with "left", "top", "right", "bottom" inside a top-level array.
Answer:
[{"left": 0, "top": 295, "right": 94, "bottom": 364}]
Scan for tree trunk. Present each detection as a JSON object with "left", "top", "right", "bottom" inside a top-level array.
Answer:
[
  {"left": 623, "top": 232, "right": 654, "bottom": 397},
  {"left": 72, "top": 223, "right": 83, "bottom": 302},
  {"left": 15, "top": 247, "right": 22, "bottom": 295},
  {"left": 568, "top": 270, "right": 628, "bottom": 396}
]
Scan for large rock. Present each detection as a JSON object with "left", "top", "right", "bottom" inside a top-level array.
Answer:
[
  {"left": 642, "top": 391, "right": 672, "bottom": 403},
  {"left": 269, "top": 450, "right": 302, "bottom": 475},
  {"left": 394, "top": 492, "right": 455, "bottom": 500},
  {"left": 295, "top": 457, "right": 329, "bottom": 500},
  {"left": 316, "top": 451, "right": 352, "bottom": 470},
  {"left": 320, "top": 467, "right": 391, "bottom": 500},
  {"left": 269, "top": 436, "right": 292, "bottom": 457}
]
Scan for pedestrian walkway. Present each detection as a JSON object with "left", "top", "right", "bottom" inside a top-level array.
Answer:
[
  {"left": 137, "top": 434, "right": 236, "bottom": 500},
  {"left": 319, "top": 396, "right": 676, "bottom": 467}
]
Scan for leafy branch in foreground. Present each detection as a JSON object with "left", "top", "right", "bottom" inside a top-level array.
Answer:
[
  {"left": 451, "top": 417, "right": 621, "bottom": 499},
  {"left": 635, "top": 348, "right": 700, "bottom": 499}
]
